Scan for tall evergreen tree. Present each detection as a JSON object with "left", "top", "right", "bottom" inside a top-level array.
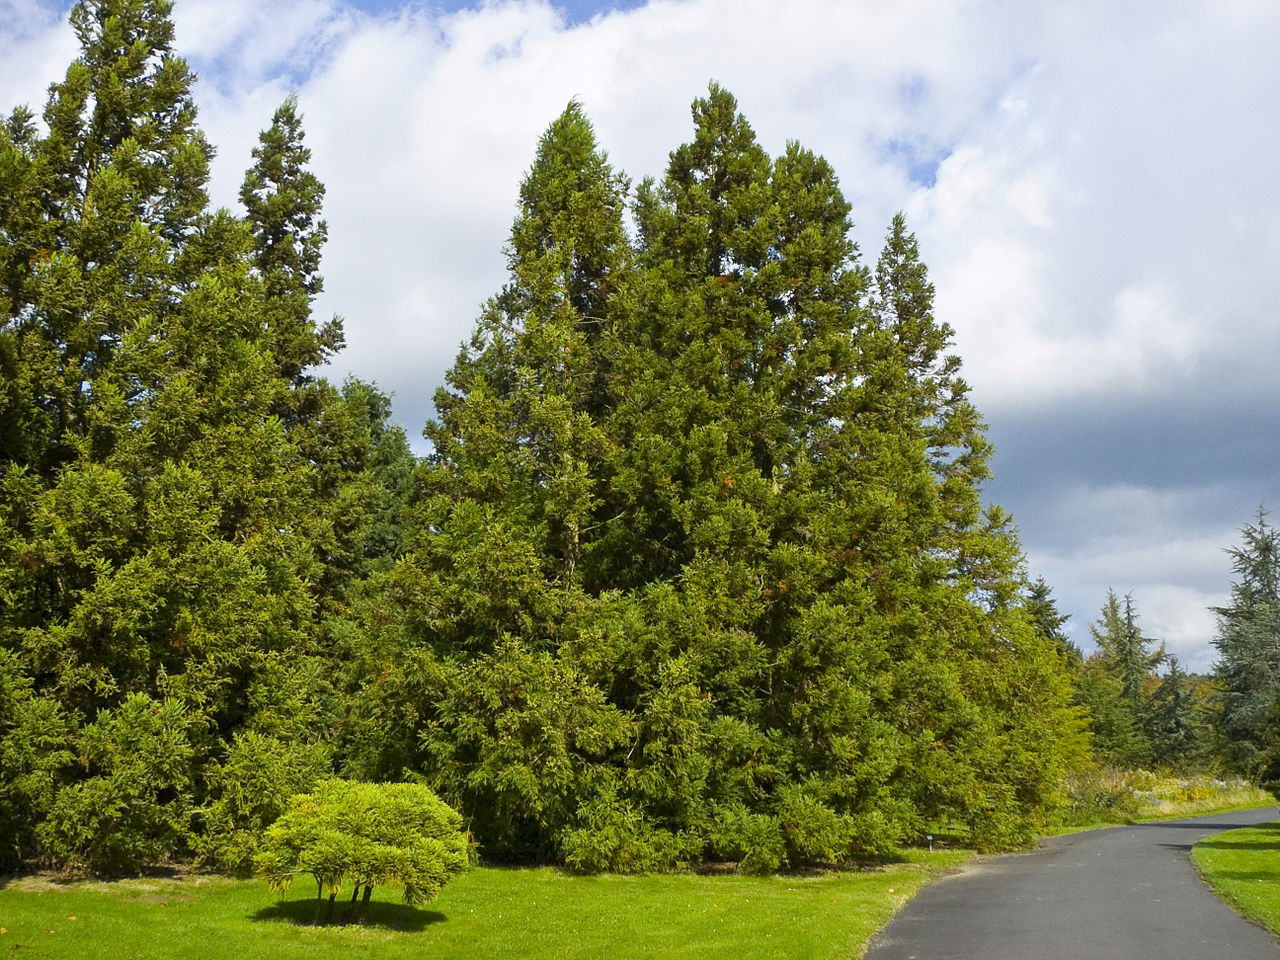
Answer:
[
  {"left": 1148, "top": 656, "right": 1206, "bottom": 771},
  {"left": 1212, "top": 512, "right": 1280, "bottom": 780},
  {"left": 1, "top": 0, "right": 212, "bottom": 475},
  {"left": 0, "top": 2, "right": 382, "bottom": 871},
  {"left": 341, "top": 101, "right": 637, "bottom": 861},
  {"left": 239, "top": 94, "right": 342, "bottom": 387},
  {"left": 1025, "top": 576, "right": 1081, "bottom": 667},
  {"left": 354, "top": 86, "right": 1078, "bottom": 868},
  {"left": 1077, "top": 589, "right": 1165, "bottom": 767},
  {"left": 1091, "top": 589, "right": 1165, "bottom": 712}
]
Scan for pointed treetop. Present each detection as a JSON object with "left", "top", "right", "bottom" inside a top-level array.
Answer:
[
  {"left": 644, "top": 82, "right": 772, "bottom": 276},
  {"left": 240, "top": 94, "right": 342, "bottom": 383},
  {"left": 44, "top": 0, "right": 210, "bottom": 242},
  {"left": 241, "top": 94, "right": 327, "bottom": 300},
  {"left": 509, "top": 99, "right": 630, "bottom": 321}
]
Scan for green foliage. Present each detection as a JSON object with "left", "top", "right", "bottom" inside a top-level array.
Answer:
[
  {"left": 255, "top": 779, "right": 470, "bottom": 922},
  {"left": 1147, "top": 656, "right": 1213, "bottom": 771},
  {"left": 348, "top": 86, "right": 1079, "bottom": 869},
  {"left": 0, "top": 651, "right": 77, "bottom": 869},
  {"left": 0, "top": 1, "right": 406, "bottom": 874},
  {"left": 1070, "top": 589, "right": 1216, "bottom": 774},
  {"left": 197, "top": 730, "right": 331, "bottom": 872},
  {"left": 38, "top": 693, "right": 194, "bottom": 873},
  {"left": 1073, "top": 663, "right": 1150, "bottom": 768},
  {"left": 3, "top": 0, "right": 1080, "bottom": 876},
  {"left": 1076, "top": 590, "right": 1165, "bottom": 767},
  {"left": 1212, "top": 512, "right": 1280, "bottom": 781},
  {"left": 1090, "top": 589, "right": 1165, "bottom": 712},
  {"left": 1025, "top": 576, "right": 1081, "bottom": 667}
]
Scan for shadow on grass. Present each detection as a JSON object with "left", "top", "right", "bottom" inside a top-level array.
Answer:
[
  {"left": 1139, "top": 817, "right": 1279, "bottom": 832},
  {"left": 249, "top": 896, "right": 446, "bottom": 931},
  {"left": 1197, "top": 838, "right": 1280, "bottom": 852},
  {"left": 1210, "top": 870, "right": 1280, "bottom": 882}
]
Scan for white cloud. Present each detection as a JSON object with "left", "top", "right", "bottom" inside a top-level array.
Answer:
[
  {"left": 3, "top": 0, "right": 1278, "bottom": 671},
  {"left": 0, "top": 1, "right": 77, "bottom": 116}
]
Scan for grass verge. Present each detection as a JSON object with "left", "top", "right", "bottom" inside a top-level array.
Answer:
[
  {"left": 1192, "top": 820, "right": 1280, "bottom": 934},
  {"left": 0, "top": 849, "right": 968, "bottom": 960},
  {"left": 1054, "top": 768, "right": 1272, "bottom": 833}
]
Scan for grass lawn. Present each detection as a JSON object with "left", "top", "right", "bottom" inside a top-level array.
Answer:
[
  {"left": 0, "top": 849, "right": 968, "bottom": 960},
  {"left": 1193, "top": 819, "right": 1280, "bottom": 933}
]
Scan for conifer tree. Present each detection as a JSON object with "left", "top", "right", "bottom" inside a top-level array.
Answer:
[
  {"left": 342, "top": 102, "right": 636, "bottom": 860},
  {"left": 1148, "top": 656, "right": 1204, "bottom": 771},
  {"left": 240, "top": 94, "right": 342, "bottom": 386},
  {"left": 1212, "top": 512, "right": 1280, "bottom": 780},
  {"left": 1, "top": 0, "right": 211, "bottom": 475},
  {"left": 1091, "top": 590, "right": 1165, "bottom": 713},
  {"left": 1025, "top": 577, "right": 1080, "bottom": 667},
  {"left": 364, "top": 86, "right": 1078, "bottom": 867},
  {"left": 1077, "top": 590, "right": 1165, "bottom": 767},
  {"left": 0, "top": 1, "right": 373, "bottom": 870}
]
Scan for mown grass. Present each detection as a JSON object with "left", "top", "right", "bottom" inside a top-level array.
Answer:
[
  {"left": 1193, "top": 820, "right": 1280, "bottom": 934},
  {"left": 0, "top": 849, "right": 968, "bottom": 960}
]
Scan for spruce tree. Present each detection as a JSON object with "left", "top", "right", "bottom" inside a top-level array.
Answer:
[
  {"left": 1078, "top": 589, "right": 1165, "bottom": 767},
  {"left": 1025, "top": 577, "right": 1081, "bottom": 667},
  {"left": 1148, "top": 656, "right": 1205, "bottom": 771},
  {"left": 1212, "top": 512, "right": 1280, "bottom": 780},
  {"left": 1091, "top": 590, "right": 1165, "bottom": 713}
]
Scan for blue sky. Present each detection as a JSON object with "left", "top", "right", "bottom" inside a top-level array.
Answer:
[
  {"left": 355, "top": 0, "right": 645, "bottom": 21},
  {"left": 3, "top": 0, "right": 1277, "bottom": 669}
]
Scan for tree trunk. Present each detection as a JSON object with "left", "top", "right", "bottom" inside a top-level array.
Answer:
[
  {"left": 359, "top": 884, "right": 373, "bottom": 924},
  {"left": 345, "top": 883, "right": 361, "bottom": 923},
  {"left": 326, "top": 891, "right": 337, "bottom": 923}
]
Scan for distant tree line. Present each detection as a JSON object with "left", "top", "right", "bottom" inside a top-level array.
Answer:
[
  {"left": 1037, "top": 511, "right": 1280, "bottom": 785},
  {"left": 10, "top": 0, "right": 1271, "bottom": 880}
]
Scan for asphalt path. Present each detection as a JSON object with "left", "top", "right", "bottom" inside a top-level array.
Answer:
[{"left": 864, "top": 807, "right": 1280, "bottom": 960}]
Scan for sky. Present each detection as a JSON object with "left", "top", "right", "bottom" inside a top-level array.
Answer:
[{"left": 2, "top": 0, "right": 1277, "bottom": 670}]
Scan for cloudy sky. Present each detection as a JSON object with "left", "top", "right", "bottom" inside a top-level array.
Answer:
[{"left": 3, "top": 0, "right": 1277, "bottom": 669}]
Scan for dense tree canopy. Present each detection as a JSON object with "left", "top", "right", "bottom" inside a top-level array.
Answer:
[
  {"left": 2, "top": 1, "right": 1083, "bottom": 877},
  {"left": 0, "top": 0, "right": 400, "bottom": 872},
  {"left": 1070, "top": 589, "right": 1217, "bottom": 773},
  {"left": 342, "top": 87, "right": 1079, "bottom": 867}
]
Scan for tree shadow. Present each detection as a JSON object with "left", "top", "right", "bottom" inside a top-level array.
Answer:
[
  {"left": 249, "top": 896, "right": 446, "bottom": 931},
  {"left": 1141, "top": 818, "right": 1279, "bottom": 832},
  {"left": 1197, "top": 838, "right": 1280, "bottom": 852},
  {"left": 1211, "top": 870, "right": 1280, "bottom": 882}
]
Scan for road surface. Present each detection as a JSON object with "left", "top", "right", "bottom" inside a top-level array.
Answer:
[{"left": 864, "top": 807, "right": 1280, "bottom": 960}]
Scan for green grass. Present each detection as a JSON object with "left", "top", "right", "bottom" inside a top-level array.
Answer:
[
  {"left": 0, "top": 850, "right": 968, "bottom": 960},
  {"left": 1193, "top": 820, "right": 1280, "bottom": 933}
]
